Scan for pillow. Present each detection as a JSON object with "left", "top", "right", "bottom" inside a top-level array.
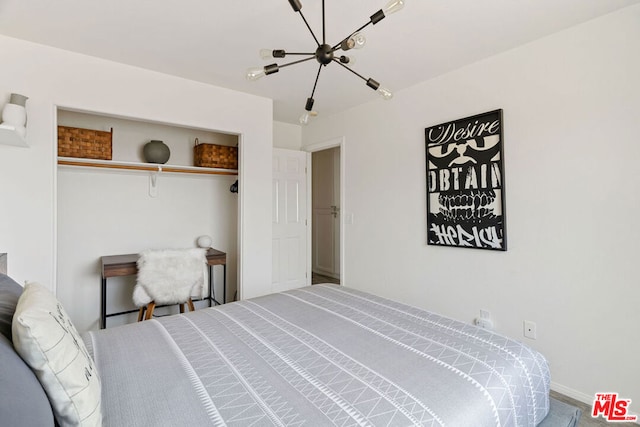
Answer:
[
  {"left": 12, "top": 282, "right": 102, "bottom": 427},
  {"left": 0, "top": 333, "right": 55, "bottom": 426},
  {"left": 0, "top": 273, "right": 23, "bottom": 341}
]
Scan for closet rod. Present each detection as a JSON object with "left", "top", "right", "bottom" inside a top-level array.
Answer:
[{"left": 57, "top": 159, "right": 238, "bottom": 176}]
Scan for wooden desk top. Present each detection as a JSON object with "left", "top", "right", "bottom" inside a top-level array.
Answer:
[{"left": 102, "top": 248, "right": 226, "bottom": 278}]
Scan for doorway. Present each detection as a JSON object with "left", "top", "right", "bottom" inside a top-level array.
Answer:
[{"left": 307, "top": 137, "right": 345, "bottom": 286}]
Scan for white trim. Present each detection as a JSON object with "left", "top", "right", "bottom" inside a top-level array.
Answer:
[
  {"left": 304, "top": 137, "right": 346, "bottom": 286},
  {"left": 237, "top": 133, "right": 245, "bottom": 301},
  {"left": 306, "top": 153, "right": 312, "bottom": 286},
  {"left": 52, "top": 103, "right": 59, "bottom": 295},
  {"left": 551, "top": 382, "right": 594, "bottom": 407}
]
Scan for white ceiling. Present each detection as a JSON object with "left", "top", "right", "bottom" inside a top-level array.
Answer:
[{"left": 0, "top": 0, "right": 638, "bottom": 123}]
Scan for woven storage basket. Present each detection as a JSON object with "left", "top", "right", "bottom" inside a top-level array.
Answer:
[
  {"left": 57, "top": 126, "right": 113, "bottom": 160},
  {"left": 193, "top": 138, "right": 238, "bottom": 169}
]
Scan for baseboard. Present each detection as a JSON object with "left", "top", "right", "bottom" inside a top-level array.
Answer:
[
  {"left": 551, "top": 382, "right": 640, "bottom": 424},
  {"left": 551, "top": 382, "right": 593, "bottom": 405}
]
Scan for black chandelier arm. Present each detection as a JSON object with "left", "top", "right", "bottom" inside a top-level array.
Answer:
[
  {"left": 282, "top": 52, "right": 316, "bottom": 56},
  {"left": 309, "top": 64, "right": 323, "bottom": 100},
  {"left": 267, "top": 50, "right": 316, "bottom": 59},
  {"left": 322, "top": 0, "right": 326, "bottom": 44},
  {"left": 296, "top": 10, "right": 321, "bottom": 47},
  {"left": 277, "top": 56, "right": 317, "bottom": 70},
  {"left": 333, "top": 58, "right": 369, "bottom": 83},
  {"left": 301, "top": 12, "right": 321, "bottom": 46}
]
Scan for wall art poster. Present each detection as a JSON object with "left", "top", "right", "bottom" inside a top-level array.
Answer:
[{"left": 425, "top": 109, "right": 506, "bottom": 250}]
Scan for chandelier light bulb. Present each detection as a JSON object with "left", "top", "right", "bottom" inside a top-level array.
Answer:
[
  {"left": 377, "top": 86, "right": 394, "bottom": 100},
  {"left": 352, "top": 32, "right": 366, "bottom": 49},
  {"left": 299, "top": 111, "right": 318, "bottom": 125},
  {"left": 383, "top": 0, "right": 405, "bottom": 15},
  {"left": 339, "top": 55, "right": 357, "bottom": 66},
  {"left": 259, "top": 49, "right": 274, "bottom": 59},
  {"left": 246, "top": 66, "right": 266, "bottom": 81},
  {"left": 342, "top": 32, "right": 367, "bottom": 51},
  {"left": 299, "top": 103, "right": 318, "bottom": 125},
  {"left": 299, "top": 111, "right": 312, "bottom": 125}
]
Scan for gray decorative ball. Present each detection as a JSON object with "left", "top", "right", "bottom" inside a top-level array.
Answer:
[{"left": 143, "top": 140, "right": 170, "bottom": 164}]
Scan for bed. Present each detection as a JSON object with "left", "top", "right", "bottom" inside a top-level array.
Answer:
[
  {"left": 88, "top": 284, "right": 551, "bottom": 426},
  {"left": 2, "top": 273, "right": 581, "bottom": 426}
]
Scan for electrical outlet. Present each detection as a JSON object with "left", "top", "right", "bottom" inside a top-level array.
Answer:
[
  {"left": 523, "top": 320, "right": 537, "bottom": 339},
  {"left": 474, "top": 317, "right": 494, "bottom": 329},
  {"left": 480, "top": 309, "right": 491, "bottom": 319}
]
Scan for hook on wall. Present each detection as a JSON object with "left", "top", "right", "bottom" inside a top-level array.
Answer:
[
  {"left": 149, "top": 171, "right": 159, "bottom": 197},
  {"left": 230, "top": 180, "right": 238, "bottom": 193}
]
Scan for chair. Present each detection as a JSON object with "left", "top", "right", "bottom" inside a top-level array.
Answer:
[{"left": 133, "top": 248, "right": 208, "bottom": 321}]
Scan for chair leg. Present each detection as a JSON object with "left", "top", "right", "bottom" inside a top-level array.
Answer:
[
  {"left": 187, "top": 299, "right": 195, "bottom": 312},
  {"left": 137, "top": 307, "right": 146, "bottom": 322},
  {"left": 179, "top": 303, "right": 185, "bottom": 313},
  {"left": 144, "top": 302, "right": 156, "bottom": 320}
]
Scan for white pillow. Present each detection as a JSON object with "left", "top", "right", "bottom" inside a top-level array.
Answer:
[{"left": 12, "top": 282, "right": 102, "bottom": 427}]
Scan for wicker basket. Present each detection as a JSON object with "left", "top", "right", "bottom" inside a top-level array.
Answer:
[
  {"left": 193, "top": 138, "right": 238, "bottom": 169},
  {"left": 57, "top": 126, "right": 113, "bottom": 160}
]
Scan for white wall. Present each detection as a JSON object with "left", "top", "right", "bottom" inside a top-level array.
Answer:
[
  {"left": 302, "top": 5, "right": 640, "bottom": 408},
  {"left": 273, "top": 120, "right": 302, "bottom": 150},
  {"left": 0, "top": 35, "right": 273, "bottom": 318},
  {"left": 58, "top": 168, "right": 237, "bottom": 331}
]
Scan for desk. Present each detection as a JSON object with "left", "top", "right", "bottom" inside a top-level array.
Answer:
[{"left": 100, "top": 248, "right": 226, "bottom": 329}]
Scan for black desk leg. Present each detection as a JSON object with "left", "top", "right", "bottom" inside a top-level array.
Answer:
[
  {"left": 223, "top": 264, "right": 227, "bottom": 304},
  {"left": 101, "top": 277, "right": 106, "bottom": 329},
  {"left": 208, "top": 265, "right": 213, "bottom": 308},
  {"left": 206, "top": 264, "right": 224, "bottom": 306}
]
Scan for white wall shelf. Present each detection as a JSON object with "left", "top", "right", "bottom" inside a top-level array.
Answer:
[
  {"left": 0, "top": 124, "right": 28, "bottom": 147},
  {"left": 57, "top": 157, "right": 237, "bottom": 176}
]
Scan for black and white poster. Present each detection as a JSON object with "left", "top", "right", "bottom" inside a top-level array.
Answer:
[{"left": 425, "top": 109, "right": 507, "bottom": 250}]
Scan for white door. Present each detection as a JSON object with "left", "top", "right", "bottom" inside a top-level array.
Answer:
[
  {"left": 272, "top": 148, "right": 309, "bottom": 292},
  {"left": 312, "top": 147, "right": 340, "bottom": 279}
]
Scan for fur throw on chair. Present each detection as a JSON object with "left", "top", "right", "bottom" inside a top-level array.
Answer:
[{"left": 133, "top": 248, "right": 208, "bottom": 307}]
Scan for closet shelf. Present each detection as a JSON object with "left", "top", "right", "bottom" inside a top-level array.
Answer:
[{"left": 57, "top": 157, "right": 238, "bottom": 176}]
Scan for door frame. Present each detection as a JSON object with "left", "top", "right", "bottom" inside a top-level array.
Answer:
[{"left": 305, "top": 137, "right": 345, "bottom": 285}]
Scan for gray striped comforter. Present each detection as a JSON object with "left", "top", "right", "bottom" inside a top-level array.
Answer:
[{"left": 86, "top": 284, "right": 550, "bottom": 426}]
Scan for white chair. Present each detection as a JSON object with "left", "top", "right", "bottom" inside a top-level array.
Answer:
[{"left": 133, "top": 248, "right": 208, "bottom": 321}]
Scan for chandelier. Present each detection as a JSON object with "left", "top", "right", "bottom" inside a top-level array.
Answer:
[{"left": 246, "top": 0, "right": 405, "bottom": 124}]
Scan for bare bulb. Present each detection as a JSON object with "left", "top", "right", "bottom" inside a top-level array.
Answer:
[
  {"left": 377, "top": 86, "right": 393, "bottom": 100},
  {"left": 341, "top": 32, "right": 366, "bottom": 51},
  {"left": 246, "top": 67, "right": 266, "bottom": 81},
  {"left": 299, "top": 110, "right": 318, "bottom": 125},
  {"left": 351, "top": 32, "right": 366, "bottom": 49},
  {"left": 259, "top": 49, "right": 273, "bottom": 59},
  {"left": 383, "top": 0, "right": 405, "bottom": 15},
  {"left": 340, "top": 56, "right": 357, "bottom": 67}
]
